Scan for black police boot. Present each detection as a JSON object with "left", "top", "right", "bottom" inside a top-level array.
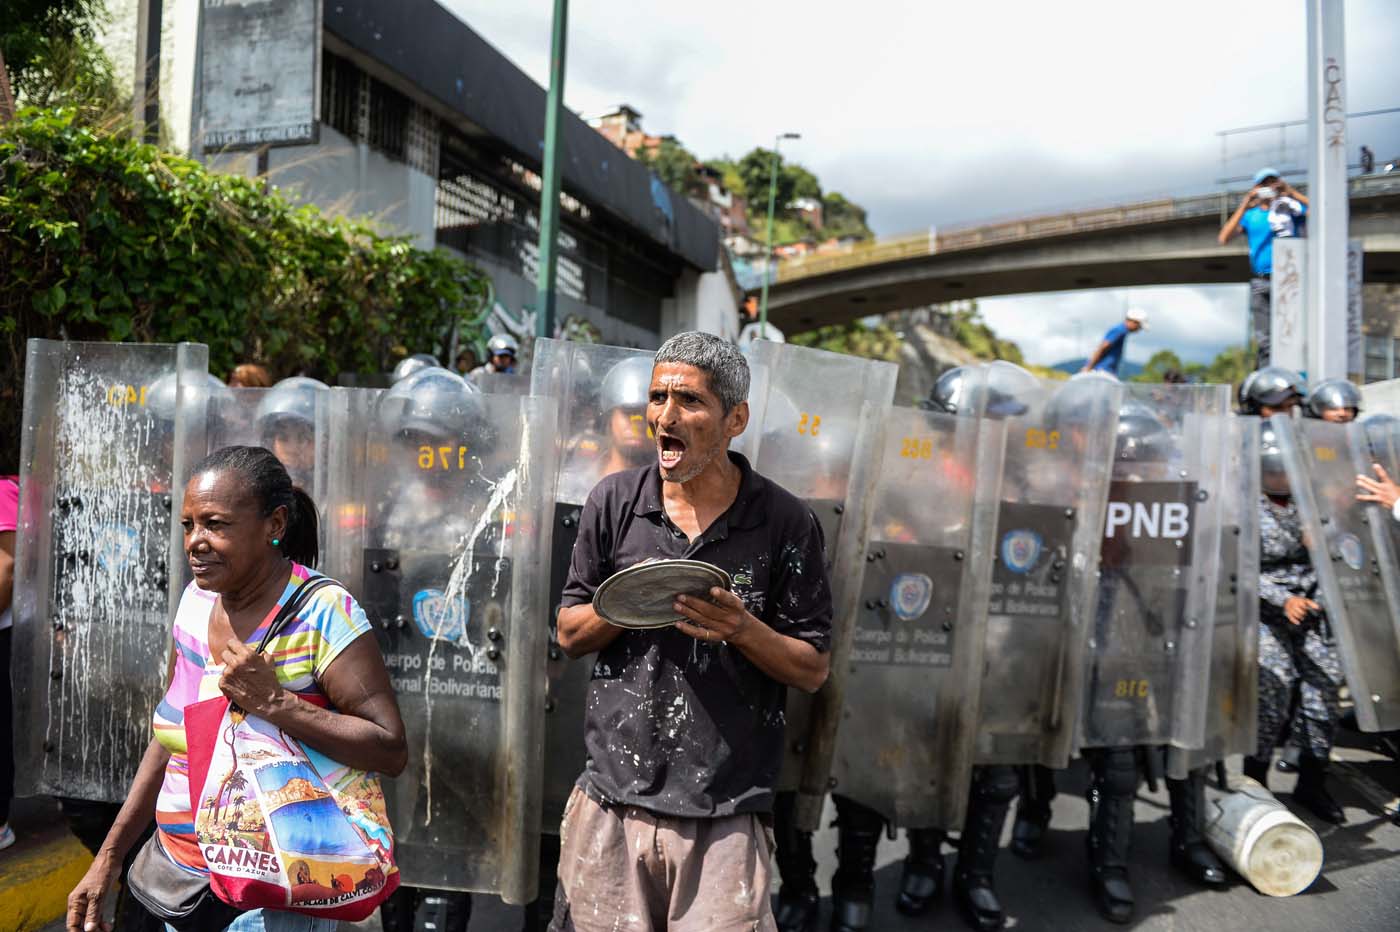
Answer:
[
  {"left": 829, "top": 797, "right": 884, "bottom": 932},
  {"left": 895, "top": 827, "right": 945, "bottom": 916},
  {"left": 1085, "top": 754, "right": 1136, "bottom": 925},
  {"left": 773, "top": 791, "right": 820, "bottom": 932},
  {"left": 1010, "top": 765, "right": 1056, "bottom": 860},
  {"left": 1293, "top": 754, "right": 1345, "bottom": 824},
  {"left": 1242, "top": 755, "right": 1271, "bottom": 789},
  {"left": 1167, "top": 770, "right": 1226, "bottom": 886},
  {"left": 953, "top": 768, "right": 1015, "bottom": 931}
]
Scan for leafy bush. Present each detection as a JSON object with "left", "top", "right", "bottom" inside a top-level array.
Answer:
[{"left": 0, "top": 107, "right": 492, "bottom": 468}]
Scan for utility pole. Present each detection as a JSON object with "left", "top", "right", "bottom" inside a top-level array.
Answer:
[
  {"left": 0, "top": 48, "right": 15, "bottom": 123},
  {"left": 133, "top": 0, "right": 163, "bottom": 143},
  {"left": 758, "top": 132, "right": 801, "bottom": 336},
  {"left": 534, "top": 0, "right": 569, "bottom": 340},
  {"left": 1305, "top": 0, "right": 1349, "bottom": 380}
]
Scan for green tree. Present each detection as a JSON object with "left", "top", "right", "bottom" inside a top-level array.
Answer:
[
  {"left": 783, "top": 162, "right": 821, "bottom": 202},
  {"left": 1130, "top": 349, "right": 1186, "bottom": 383},
  {"left": 2, "top": 0, "right": 108, "bottom": 97},
  {"left": 638, "top": 137, "right": 700, "bottom": 196},
  {"left": 822, "top": 192, "right": 873, "bottom": 240},
  {"left": 790, "top": 320, "right": 903, "bottom": 363},
  {"left": 1, "top": 108, "right": 493, "bottom": 468},
  {"left": 737, "top": 147, "right": 793, "bottom": 214}
]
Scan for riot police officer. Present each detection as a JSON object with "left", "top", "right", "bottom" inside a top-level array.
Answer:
[
  {"left": 1238, "top": 366, "right": 1305, "bottom": 417},
  {"left": 1017, "top": 398, "right": 1229, "bottom": 924},
  {"left": 1304, "top": 378, "right": 1362, "bottom": 423},
  {"left": 1243, "top": 423, "right": 1346, "bottom": 824},
  {"left": 392, "top": 353, "right": 442, "bottom": 385},
  {"left": 471, "top": 333, "right": 520, "bottom": 378},
  {"left": 255, "top": 376, "right": 329, "bottom": 490}
]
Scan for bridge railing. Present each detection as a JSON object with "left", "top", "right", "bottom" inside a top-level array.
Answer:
[{"left": 771, "top": 174, "right": 1400, "bottom": 285}]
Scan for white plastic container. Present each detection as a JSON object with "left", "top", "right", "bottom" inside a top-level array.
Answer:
[{"left": 1204, "top": 777, "right": 1323, "bottom": 896}]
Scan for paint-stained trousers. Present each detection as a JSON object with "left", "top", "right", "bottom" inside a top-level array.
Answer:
[
  {"left": 550, "top": 787, "right": 777, "bottom": 932},
  {"left": 1256, "top": 619, "right": 1343, "bottom": 761}
]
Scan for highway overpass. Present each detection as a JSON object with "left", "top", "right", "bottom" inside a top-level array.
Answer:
[{"left": 760, "top": 175, "right": 1400, "bottom": 333}]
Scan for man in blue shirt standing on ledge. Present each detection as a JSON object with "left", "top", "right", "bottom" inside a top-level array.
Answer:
[
  {"left": 1218, "top": 166, "right": 1309, "bottom": 367},
  {"left": 1081, "top": 308, "right": 1149, "bottom": 376}
]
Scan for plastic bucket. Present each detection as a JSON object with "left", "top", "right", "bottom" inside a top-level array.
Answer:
[{"left": 1204, "top": 776, "right": 1323, "bottom": 896}]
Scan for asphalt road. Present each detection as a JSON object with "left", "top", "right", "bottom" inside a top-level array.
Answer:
[{"left": 33, "top": 733, "right": 1400, "bottom": 932}]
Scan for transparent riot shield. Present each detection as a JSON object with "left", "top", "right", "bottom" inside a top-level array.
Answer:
[
  {"left": 12, "top": 339, "right": 209, "bottom": 800},
  {"left": 529, "top": 338, "right": 657, "bottom": 830},
  {"left": 830, "top": 402, "right": 1003, "bottom": 828},
  {"left": 169, "top": 379, "right": 332, "bottom": 598},
  {"left": 323, "top": 370, "right": 556, "bottom": 902},
  {"left": 742, "top": 340, "right": 898, "bottom": 829},
  {"left": 1273, "top": 416, "right": 1400, "bottom": 732},
  {"left": 1168, "top": 416, "right": 1260, "bottom": 778},
  {"left": 975, "top": 371, "right": 1121, "bottom": 769},
  {"left": 1361, "top": 377, "right": 1400, "bottom": 416},
  {"left": 1077, "top": 385, "right": 1231, "bottom": 752}
]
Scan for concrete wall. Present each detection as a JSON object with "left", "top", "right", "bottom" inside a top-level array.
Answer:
[{"left": 663, "top": 268, "right": 740, "bottom": 342}]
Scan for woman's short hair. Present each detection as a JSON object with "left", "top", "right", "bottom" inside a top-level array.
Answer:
[{"left": 190, "top": 445, "right": 319, "bottom": 566}]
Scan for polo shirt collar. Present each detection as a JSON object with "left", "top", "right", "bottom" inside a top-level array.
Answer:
[{"left": 632, "top": 450, "right": 768, "bottom": 534}]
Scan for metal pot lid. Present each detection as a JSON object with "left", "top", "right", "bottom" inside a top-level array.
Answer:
[{"left": 594, "top": 559, "right": 732, "bottom": 629}]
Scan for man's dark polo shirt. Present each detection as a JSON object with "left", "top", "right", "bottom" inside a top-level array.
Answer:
[{"left": 559, "top": 451, "right": 833, "bottom": 818}]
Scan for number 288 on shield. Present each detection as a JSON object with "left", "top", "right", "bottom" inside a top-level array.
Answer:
[{"left": 418, "top": 445, "right": 469, "bottom": 470}]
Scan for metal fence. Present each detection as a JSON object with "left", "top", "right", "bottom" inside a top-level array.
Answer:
[{"left": 771, "top": 174, "right": 1400, "bottom": 286}]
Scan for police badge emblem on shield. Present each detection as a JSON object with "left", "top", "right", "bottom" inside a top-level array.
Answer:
[
  {"left": 890, "top": 573, "right": 934, "bottom": 622},
  {"left": 1337, "top": 533, "right": 1365, "bottom": 572},
  {"left": 1000, "top": 529, "right": 1043, "bottom": 574},
  {"left": 412, "top": 588, "right": 470, "bottom": 642},
  {"left": 95, "top": 523, "right": 142, "bottom": 572}
]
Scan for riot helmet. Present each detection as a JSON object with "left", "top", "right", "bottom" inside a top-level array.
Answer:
[
  {"left": 487, "top": 333, "right": 520, "bottom": 358},
  {"left": 256, "top": 377, "right": 328, "bottom": 477},
  {"left": 1113, "top": 400, "right": 1173, "bottom": 464},
  {"left": 1045, "top": 370, "right": 1118, "bottom": 433},
  {"left": 598, "top": 355, "right": 655, "bottom": 458},
  {"left": 378, "top": 367, "right": 486, "bottom": 446},
  {"left": 1238, "top": 366, "right": 1304, "bottom": 415},
  {"left": 1259, "top": 422, "right": 1291, "bottom": 497},
  {"left": 146, "top": 372, "right": 233, "bottom": 424},
  {"left": 921, "top": 361, "right": 1036, "bottom": 419},
  {"left": 392, "top": 353, "right": 441, "bottom": 384},
  {"left": 1304, "top": 378, "right": 1362, "bottom": 422}
]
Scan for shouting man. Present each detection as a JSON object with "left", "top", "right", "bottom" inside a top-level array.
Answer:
[{"left": 552, "top": 331, "right": 833, "bottom": 931}]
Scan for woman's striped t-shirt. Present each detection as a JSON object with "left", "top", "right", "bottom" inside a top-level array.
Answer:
[{"left": 152, "top": 563, "right": 373, "bottom": 872}]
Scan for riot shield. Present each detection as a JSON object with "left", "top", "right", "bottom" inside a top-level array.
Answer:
[
  {"left": 1168, "top": 416, "right": 1260, "bottom": 778},
  {"left": 528, "top": 338, "right": 657, "bottom": 830},
  {"left": 975, "top": 371, "right": 1121, "bottom": 769},
  {"left": 1076, "top": 385, "right": 1231, "bottom": 752},
  {"left": 742, "top": 340, "right": 898, "bottom": 829},
  {"left": 1361, "top": 377, "right": 1400, "bottom": 416},
  {"left": 1272, "top": 416, "right": 1400, "bottom": 732},
  {"left": 830, "top": 402, "right": 1003, "bottom": 828},
  {"left": 323, "top": 369, "right": 556, "bottom": 902},
  {"left": 12, "top": 339, "right": 209, "bottom": 800},
  {"left": 169, "top": 379, "right": 333, "bottom": 596}
]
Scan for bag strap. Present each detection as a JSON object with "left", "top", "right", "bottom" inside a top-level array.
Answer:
[{"left": 255, "top": 576, "right": 340, "bottom": 654}]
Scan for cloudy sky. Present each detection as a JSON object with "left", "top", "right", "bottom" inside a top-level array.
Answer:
[{"left": 444, "top": 0, "right": 1400, "bottom": 366}]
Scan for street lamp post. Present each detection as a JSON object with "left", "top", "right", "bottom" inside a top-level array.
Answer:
[
  {"left": 758, "top": 132, "right": 801, "bottom": 336},
  {"left": 535, "top": 0, "right": 570, "bottom": 340}
]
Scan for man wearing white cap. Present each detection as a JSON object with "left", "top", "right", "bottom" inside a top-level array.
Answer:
[
  {"left": 1081, "top": 308, "right": 1149, "bottom": 377},
  {"left": 1218, "top": 167, "right": 1309, "bottom": 367}
]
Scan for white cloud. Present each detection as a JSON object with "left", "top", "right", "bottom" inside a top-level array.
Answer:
[{"left": 443, "top": 0, "right": 1400, "bottom": 233}]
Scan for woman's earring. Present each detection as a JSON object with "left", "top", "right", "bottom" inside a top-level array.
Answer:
[{"left": 271, "top": 538, "right": 281, "bottom": 547}]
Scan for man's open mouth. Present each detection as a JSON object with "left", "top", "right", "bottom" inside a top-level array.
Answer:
[{"left": 658, "top": 433, "right": 687, "bottom": 469}]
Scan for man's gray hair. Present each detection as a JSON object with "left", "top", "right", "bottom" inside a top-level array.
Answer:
[{"left": 654, "top": 331, "right": 750, "bottom": 412}]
